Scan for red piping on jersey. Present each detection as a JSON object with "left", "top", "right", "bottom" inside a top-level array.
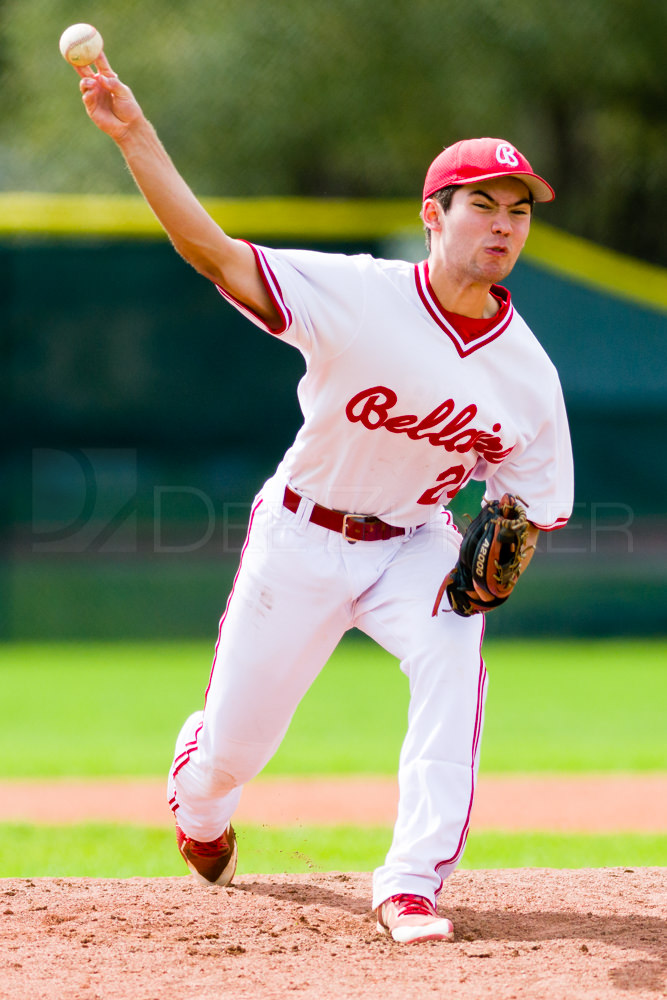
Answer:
[
  {"left": 434, "top": 619, "right": 487, "bottom": 892},
  {"left": 441, "top": 507, "right": 461, "bottom": 536},
  {"left": 216, "top": 242, "right": 292, "bottom": 335},
  {"left": 414, "top": 261, "right": 514, "bottom": 358},
  {"left": 531, "top": 516, "right": 570, "bottom": 532},
  {"left": 170, "top": 497, "right": 265, "bottom": 787}
]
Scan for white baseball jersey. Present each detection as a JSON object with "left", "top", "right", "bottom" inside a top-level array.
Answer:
[{"left": 218, "top": 245, "right": 573, "bottom": 531}]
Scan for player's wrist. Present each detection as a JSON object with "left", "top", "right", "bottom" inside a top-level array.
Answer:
[{"left": 114, "top": 113, "right": 154, "bottom": 152}]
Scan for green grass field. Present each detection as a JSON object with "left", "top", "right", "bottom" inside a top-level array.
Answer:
[
  {"left": 1, "top": 636, "right": 665, "bottom": 877},
  {"left": 1, "top": 636, "right": 665, "bottom": 776},
  {"left": 2, "top": 825, "right": 664, "bottom": 878}
]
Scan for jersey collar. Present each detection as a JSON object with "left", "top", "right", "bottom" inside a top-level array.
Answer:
[{"left": 414, "top": 260, "right": 514, "bottom": 358}]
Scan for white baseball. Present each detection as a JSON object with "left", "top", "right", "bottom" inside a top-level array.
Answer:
[{"left": 59, "top": 24, "right": 104, "bottom": 67}]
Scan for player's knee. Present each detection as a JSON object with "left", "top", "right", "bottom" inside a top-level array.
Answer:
[
  {"left": 199, "top": 753, "right": 265, "bottom": 796},
  {"left": 197, "top": 765, "right": 241, "bottom": 798}
]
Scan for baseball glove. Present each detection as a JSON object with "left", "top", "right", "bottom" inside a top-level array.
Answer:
[{"left": 432, "top": 494, "right": 531, "bottom": 618}]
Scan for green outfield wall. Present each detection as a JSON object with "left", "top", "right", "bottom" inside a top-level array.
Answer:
[{"left": 2, "top": 198, "right": 665, "bottom": 638}]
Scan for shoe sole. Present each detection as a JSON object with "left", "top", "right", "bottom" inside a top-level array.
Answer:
[
  {"left": 184, "top": 838, "right": 238, "bottom": 887},
  {"left": 377, "top": 919, "right": 455, "bottom": 944}
]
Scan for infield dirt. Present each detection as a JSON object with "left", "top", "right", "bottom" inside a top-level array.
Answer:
[
  {"left": 3, "top": 777, "right": 666, "bottom": 998},
  {"left": 3, "top": 774, "right": 667, "bottom": 830},
  {"left": 3, "top": 868, "right": 665, "bottom": 1000}
]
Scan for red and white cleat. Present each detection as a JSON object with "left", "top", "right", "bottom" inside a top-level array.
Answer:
[
  {"left": 175, "top": 823, "right": 238, "bottom": 887},
  {"left": 376, "top": 893, "right": 454, "bottom": 943}
]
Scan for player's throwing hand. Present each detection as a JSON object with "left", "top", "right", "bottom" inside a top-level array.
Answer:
[{"left": 75, "top": 54, "right": 142, "bottom": 143}]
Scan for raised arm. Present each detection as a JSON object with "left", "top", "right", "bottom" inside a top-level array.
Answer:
[{"left": 75, "top": 54, "right": 281, "bottom": 329}]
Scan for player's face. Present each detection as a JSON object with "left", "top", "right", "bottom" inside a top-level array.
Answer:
[{"left": 433, "top": 177, "right": 533, "bottom": 285}]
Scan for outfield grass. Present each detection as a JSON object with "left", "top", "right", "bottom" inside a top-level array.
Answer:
[
  {"left": 1, "top": 637, "right": 665, "bottom": 777},
  {"left": 1, "top": 823, "right": 664, "bottom": 878}
]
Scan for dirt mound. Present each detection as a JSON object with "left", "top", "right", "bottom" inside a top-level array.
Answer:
[{"left": 2, "top": 868, "right": 665, "bottom": 999}]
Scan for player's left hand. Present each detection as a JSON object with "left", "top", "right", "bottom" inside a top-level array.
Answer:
[{"left": 432, "top": 494, "right": 533, "bottom": 617}]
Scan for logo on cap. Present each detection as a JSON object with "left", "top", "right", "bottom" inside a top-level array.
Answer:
[{"left": 496, "top": 143, "right": 520, "bottom": 168}]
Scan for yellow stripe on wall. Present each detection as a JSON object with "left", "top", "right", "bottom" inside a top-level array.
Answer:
[
  {"left": 0, "top": 192, "right": 420, "bottom": 240},
  {"left": 524, "top": 221, "right": 667, "bottom": 314},
  {"left": 1, "top": 192, "right": 665, "bottom": 313}
]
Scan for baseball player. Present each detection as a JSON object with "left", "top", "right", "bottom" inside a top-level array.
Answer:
[{"left": 73, "top": 55, "right": 573, "bottom": 944}]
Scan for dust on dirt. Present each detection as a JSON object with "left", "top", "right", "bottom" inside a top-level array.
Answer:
[{"left": 2, "top": 868, "right": 665, "bottom": 1000}]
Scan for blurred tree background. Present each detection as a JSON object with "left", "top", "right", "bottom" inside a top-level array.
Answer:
[{"left": 1, "top": 0, "right": 665, "bottom": 265}]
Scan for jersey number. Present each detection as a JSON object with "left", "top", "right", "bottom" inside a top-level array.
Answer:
[{"left": 416, "top": 464, "right": 473, "bottom": 506}]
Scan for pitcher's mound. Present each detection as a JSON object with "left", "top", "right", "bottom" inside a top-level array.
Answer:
[{"left": 3, "top": 868, "right": 664, "bottom": 999}]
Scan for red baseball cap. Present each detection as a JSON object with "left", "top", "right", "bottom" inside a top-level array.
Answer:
[{"left": 423, "top": 138, "right": 555, "bottom": 203}]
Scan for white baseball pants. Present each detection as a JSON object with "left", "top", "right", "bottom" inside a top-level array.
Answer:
[{"left": 168, "top": 475, "right": 487, "bottom": 908}]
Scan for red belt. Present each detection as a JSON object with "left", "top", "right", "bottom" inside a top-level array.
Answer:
[{"left": 283, "top": 485, "right": 407, "bottom": 543}]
